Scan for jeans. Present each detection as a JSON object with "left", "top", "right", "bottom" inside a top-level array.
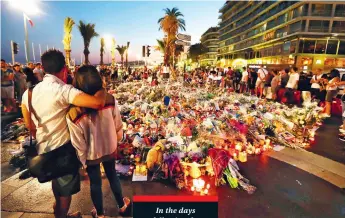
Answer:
[
  {"left": 285, "top": 88, "right": 295, "bottom": 104},
  {"left": 86, "top": 159, "right": 124, "bottom": 215}
]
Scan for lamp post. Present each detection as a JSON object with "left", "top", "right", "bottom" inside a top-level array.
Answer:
[
  {"left": 103, "top": 34, "right": 114, "bottom": 66},
  {"left": 9, "top": 0, "right": 40, "bottom": 63}
]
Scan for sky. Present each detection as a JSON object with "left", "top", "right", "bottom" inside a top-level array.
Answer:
[{"left": 1, "top": 1, "right": 223, "bottom": 65}]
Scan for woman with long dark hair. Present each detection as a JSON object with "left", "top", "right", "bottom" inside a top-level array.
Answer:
[{"left": 66, "top": 65, "right": 130, "bottom": 218}]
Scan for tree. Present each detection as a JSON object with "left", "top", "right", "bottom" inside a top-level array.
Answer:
[
  {"left": 100, "top": 37, "right": 105, "bottom": 65},
  {"left": 62, "top": 17, "right": 75, "bottom": 67},
  {"left": 155, "top": 39, "right": 166, "bottom": 53},
  {"left": 188, "top": 43, "right": 206, "bottom": 63},
  {"left": 158, "top": 7, "right": 186, "bottom": 71},
  {"left": 116, "top": 45, "right": 127, "bottom": 66},
  {"left": 78, "top": 21, "right": 99, "bottom": 64}
]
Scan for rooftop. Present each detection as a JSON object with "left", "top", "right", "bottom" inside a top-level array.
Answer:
[{"left": 201, "top": 27, "right": 219, "bottom": 37}]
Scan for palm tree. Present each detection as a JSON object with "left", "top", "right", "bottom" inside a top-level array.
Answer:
[
  {"left": 116, "top": 45, "right": 127, "bottom": 66},
  {"left": 158, "top": 7, "right": 186, "bottom": 80},
  {"left": 62, "top": 17, "right": 75, "bottom": 67},
  {"left": 155, "top": 39, "right": 166, "bottom": 53},
  {"left": 78, "top": 21, "right": 99, "bottom": 64},
  {"left": 100, "top": 37, "right": 105, "bottom": 65}
]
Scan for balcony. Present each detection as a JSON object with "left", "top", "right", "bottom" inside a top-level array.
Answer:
[
  {"left": 310, "top": 10, "right": 332, "bottom": 17},
  {"left": 335, "top": 11, "right": 345, "bottom": 17},
  {"left": 333, "top": 27, "right": 345, "bottom": 33},
  {"left": 308, "top": 26, "right": 329, "bottom": 32}
]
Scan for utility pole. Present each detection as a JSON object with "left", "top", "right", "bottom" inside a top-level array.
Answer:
[
  {"left": 10, "top": 41, "right": 15, "bottom": 65},
  {"left": 23, "top": 13, "right": 30, "bottom": 62},
  {"left": 32, "top": 42, "right": 36, "bottom": 63},
  {"left": 39, "top": 44, "right": 42, "bottom": 57}
]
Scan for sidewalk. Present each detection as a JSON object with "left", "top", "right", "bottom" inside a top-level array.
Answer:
[
  {"left": 1, "top": 171, "right": 134, "bottom": 218},
  {"left": 266, "top": 147, "right": 345, "bottom": 188},
  {"left": 1, "top": 211, "right": 124, "bottom": 218}
]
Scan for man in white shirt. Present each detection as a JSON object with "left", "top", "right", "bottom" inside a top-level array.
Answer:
[
  {"left": 310, "top": 68, "right": 323, "bottom": 100},
  {"left": 255, "top": 65, "right": 268, "bottom": 98},
  {"left": 285, "top": 66, "right": 300, "bottom": 104},
  {"left": 240, "top": 66, "right": 249, "bottom": 93},
  {"left": 21, "top": 50, "right": 106, "bottom": 218}
]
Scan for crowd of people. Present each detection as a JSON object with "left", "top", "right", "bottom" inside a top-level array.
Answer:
[{"left": 182, "top": 65, "right": 345, "bottom": 141}]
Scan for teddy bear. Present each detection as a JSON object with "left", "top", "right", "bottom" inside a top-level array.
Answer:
[{"left": 146, "top": 139, "right": 166, "bottom": 171}]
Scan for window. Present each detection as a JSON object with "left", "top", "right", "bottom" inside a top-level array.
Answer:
[
  {"left": 315, "top": 40, "right": 327, "bottom": 54},
  {"left": 326, "top": 40, "right": 338, "bottom": 54},
  {"left": 292, "top": 6, "right": 301, "bottom": 18},
  {"left": 335, "top": 4, "right": 345, "bottom": 17},
  {"left": 333, "top": 21, "right": 345, "bottom": 33},
  {"left": 309, "top": 20, "right": 329, "bottom": 32},
  {"left": 302, "top": 40, "right": 316, "bottom": 53},
  {"left": 283, "top": 41, "right": 291, "bottom": 54},
  {"left": 290, "top": 21, "right": 302, "bottom": 33},
  {"left": 290, "top": 40, "right": 297, "bottom": 53},
  {"left": 311, "top": 4, "right": 332, "bottom": 16},
  {"left": 339, "top": 41, "right": 345, "bottom": 55},
  {"left": 266, "top": 47, "right": 273, "bottom": 57},
  {"left": 272, "top": 44, "right": 282, "bottom": 56}
]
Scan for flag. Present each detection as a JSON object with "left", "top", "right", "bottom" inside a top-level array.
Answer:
[{"left": 23, "top": 13, "right": 34, "bottom": 27}]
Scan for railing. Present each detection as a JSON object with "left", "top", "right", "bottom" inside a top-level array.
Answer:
[
  {"left": 335, "top": 11, "right": 345, "bottom": 17},
  {"left": 332, "top": 27, "right": 345, "bottom": 33},
  {"left": 308, "top": 26, "right": 329, "bottom": 32},
  {"left": 310, "top": 10, "right": 332, "bottom": 16}
]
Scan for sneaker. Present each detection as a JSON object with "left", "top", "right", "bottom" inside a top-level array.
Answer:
[
  {"left": 91, "top": 207, "right": 105, "bottom": 218},
  {"left": 119, "top": 197, "right": 131, "bottom": 214},
  {"left": 339, "top": 134, "right": 345, "bottom": 142},
  {"left": 67, "top": 211, "right": 82, "bottom": 218}
]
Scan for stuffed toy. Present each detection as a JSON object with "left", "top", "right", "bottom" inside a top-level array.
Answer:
[{"left": 146, "top": 139, "right": 166, "bottom": 171}]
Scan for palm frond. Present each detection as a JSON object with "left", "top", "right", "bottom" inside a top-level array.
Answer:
[{"left": 62, "top": 17, "right": 75, "bottom": 50}]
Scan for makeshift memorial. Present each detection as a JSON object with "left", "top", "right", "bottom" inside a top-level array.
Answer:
[{"left": 111, "top": 81, "right": 325, "bottom": 194}]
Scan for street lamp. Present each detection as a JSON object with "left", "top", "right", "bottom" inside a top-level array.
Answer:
[
  {"left": 9, "top": 0, "right": 41, "bottom": 63},
  {"left": 103, "top": 34, "right": 113, "bottom": 65}
]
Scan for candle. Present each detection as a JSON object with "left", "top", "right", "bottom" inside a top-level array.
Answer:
[
  {"left": 191, "top": 186, "right": 195, "bottom": 192},
  {"left": 239, "top": 152, "right": 247, "bottom": 162},
  {"left": 206, "top": 184, "right": 210, "bottom": 189},
  {"left": 233, "top": 153, "right": 238, "bottom": 160},
  {"left": 255, "top": 148, "right": 261, "bottom": 154},
  {"left": 235, "top": 143, "right": 242, "bottom": 151},
  {"left": 204, "top": 189, "right": 208, "bottom": 195},
  {"left": 265, "top": 139, "right": 270, "bottom": 146}
]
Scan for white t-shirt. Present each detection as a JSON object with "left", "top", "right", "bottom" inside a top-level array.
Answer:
[
  {"left": 257, "top": 68, "right": 268, "bottom": 82},
  {"left": 327, "top": 77, "right": 339, "bottom": 91},
  {"left": 22, "top": 74, "right": 82, "bottom": 154},
  {"left": 241, "top": 70, "right": 248, "bottom": 82},
  {"left": 311, "top": 74, "right": 323, "bottom": 89},
  {"left": 286, "top": 72, "right": 300, "bottom": 89}
]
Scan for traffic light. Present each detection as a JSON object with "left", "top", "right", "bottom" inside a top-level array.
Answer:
[
  {"left": 146, "top": 45, "right": 151, "bottom": 57},
  {"left": 142, "top": 45, "right": 146, "bottom": 58},
  {"left": 13, "top": 42, "right": 18, "bottom": 54}
]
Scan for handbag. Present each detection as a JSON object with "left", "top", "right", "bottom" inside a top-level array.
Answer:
[{"left": 27, "top": 87, "right": 80, "bottom": 183}]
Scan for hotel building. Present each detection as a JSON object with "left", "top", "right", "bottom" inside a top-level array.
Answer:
[
  {"left": 200, "top": 27, "right": 219, "bottom": 67},
  {"left": 217, "top": 1, "right": 345, "bottom": 72}
]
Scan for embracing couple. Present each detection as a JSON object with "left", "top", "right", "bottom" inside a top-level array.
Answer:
[{"left": 21, "top": 50, "right": 130, "bottom": 218}]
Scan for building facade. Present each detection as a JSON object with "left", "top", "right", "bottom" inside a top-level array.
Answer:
[
  {"left": 200, "top": 27, "right": 219, "bottom": 67},
  {"left": 217, "top": 1, "right": 345, "bottom": 72}
]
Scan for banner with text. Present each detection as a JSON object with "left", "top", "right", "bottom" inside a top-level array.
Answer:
[{"left": 133, "top": 195, "right": 218, "bottom": 218}]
